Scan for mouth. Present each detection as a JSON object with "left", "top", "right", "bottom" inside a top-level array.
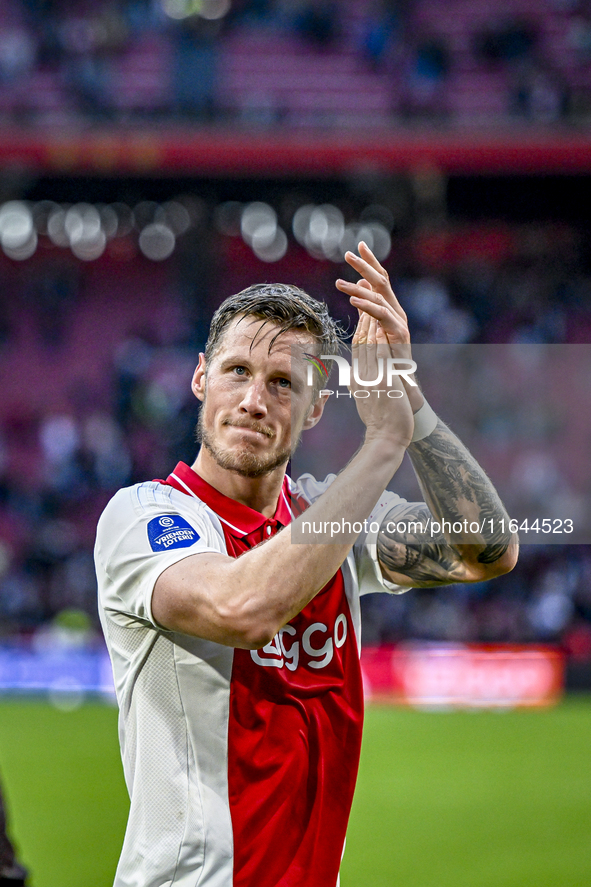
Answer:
[{"left": 223, "top": 421, "right": 275, "bottom": 439}]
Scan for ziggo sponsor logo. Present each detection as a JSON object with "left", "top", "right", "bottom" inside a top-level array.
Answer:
[{"left": 251, "top": 613, "right": 348, "bottom": 671}]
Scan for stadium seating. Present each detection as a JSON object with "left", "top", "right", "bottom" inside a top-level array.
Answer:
[{"left": 0, "top": 0, "right": 587, "bottom": 126}]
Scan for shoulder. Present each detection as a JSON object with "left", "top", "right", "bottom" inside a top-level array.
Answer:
[
  {"left": 97, "top": 482, "right": 177, "bottom": 539},
  {"left": 98, "top": 480, "right": 216, "bottom": 525},
  {"left": 100, "top": 480, "right": 181, "bottom": 515},
  {"left": 95, "top": 481, "right": 224, "bottom": 561}
]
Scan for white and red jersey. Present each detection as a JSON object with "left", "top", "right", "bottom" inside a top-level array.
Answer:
[{"left": 95, "top": 462, "right": 410, "bottom": 887}]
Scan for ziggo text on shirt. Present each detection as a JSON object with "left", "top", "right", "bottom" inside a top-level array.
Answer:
[{"left": 251, "top": 613, "right": 348, "bottom": 671}]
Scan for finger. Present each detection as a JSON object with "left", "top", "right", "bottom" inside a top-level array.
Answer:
[
  {"left": 341, "top": 253, "right": 388, "bottom": 292},
  {"left": 356, "top": 315, "right": 378, "bottom": 386},
  {"left": 342, "top": 240, "right": 385, "bottom": 272},
  {"left": 335, "top": 275, "right": 377, "bottom": 296},
  {"left": 374, "top": 322, "right": 405, "bottom": 398},
  {"left": 376, "top": 321, "right": 393, "bottom": 362},
  {"left": 349, "top": 294, "right": 410, "bottom": 344},
  {"left": 337, "top": 276, "right": 407, "bottom": 322},
  {"left": 346, "top": 283, "right": 390, "bottom": 308},
  {"left": 351, "top": 311, "right": 371, "bottom": 392},
  {"left": 338, "top": 279, "right": 392, "bottom": 313},
  {"left": 349, "top": 288, "right": 404, "bottom": 325},
  {"left": 343, "top": 245, "right": 389, "bottom": 284},
  {"left": 368, "top": 316, "right": 379, "bottom": 384},
  {"left": 358, "top": 240, "right": 389, "bottom": 277},
  {"left": 352, "top": 309, "right": 371, "bottom": 345},
  {"left": 342, "top": 249, "right": 406, "bottom": 319},
  {"left": 376, "top": 321, "right": 388, "bottom": 345}
]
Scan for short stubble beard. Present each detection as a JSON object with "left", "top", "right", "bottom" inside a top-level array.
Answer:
[{"left": 196, "top": 410, "right": 295, "bottom": 479}]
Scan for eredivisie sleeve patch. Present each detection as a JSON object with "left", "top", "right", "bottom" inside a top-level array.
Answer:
[{"left": 147, "top": 514, "right": 201, "bottom": 552}]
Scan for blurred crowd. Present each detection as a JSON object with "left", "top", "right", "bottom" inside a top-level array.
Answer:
[
  {"left": 0, "top": 0, "right": 589, "bottom": 125},
  {"left": 0, "top": 211, "right": 590, "bottom": 683}
]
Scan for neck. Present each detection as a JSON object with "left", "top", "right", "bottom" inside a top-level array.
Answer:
[{"left": 191, "top": 448, "right": 287, "bottom": 517}]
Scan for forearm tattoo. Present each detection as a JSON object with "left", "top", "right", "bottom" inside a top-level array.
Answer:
[
  {"left": 378, "top": 502, "right": 468, "bottom": 587},
  {"left": 377, "top": 419, "right": 514, "bottom": 586}
]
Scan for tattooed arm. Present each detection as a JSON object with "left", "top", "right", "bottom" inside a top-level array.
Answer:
[
  {"left": 377, "top": 418, "right": 519, "bottom": 588},
  {"left": 335, "top": 242, "right": 518, "bottom": 589}
]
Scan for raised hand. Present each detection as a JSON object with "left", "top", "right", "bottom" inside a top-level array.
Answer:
[
  {"left": 341, "top": 271, "right": 413, "bottom": 449},
  {"left": 337, "top": 241, "right": 424, "bottom": 412},
  {"left": 336, "top": 241, "right": 410, "bottom": 346}
]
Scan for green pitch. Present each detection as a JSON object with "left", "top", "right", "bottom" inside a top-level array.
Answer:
[
  {"left": 0, "top": 698, "right": 589, "bottom": 887},
  {"left": 343, "top": 700, "right": 591, "bottom": 887}
]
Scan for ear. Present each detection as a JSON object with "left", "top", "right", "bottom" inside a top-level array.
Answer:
[
  {"left": 302, "top": 391, "right": 330, "bottom": 431},
  {"left": 191, "top": 353, "right": 206, "bottom": 402}
]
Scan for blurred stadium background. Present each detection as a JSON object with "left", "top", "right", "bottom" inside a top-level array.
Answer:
[{"left": 0, "top": 0, "right": 589, "bottom": 884}]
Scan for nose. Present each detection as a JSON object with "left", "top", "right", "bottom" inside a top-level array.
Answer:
[{"left": 238, "top": 379, "right": 268, "bottom": 418}]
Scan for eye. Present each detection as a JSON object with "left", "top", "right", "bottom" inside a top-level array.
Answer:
[
  {"left": 277, "top": 378, "right": 291, "bottom": 389},
  {"left": 233, "top": 366, "right": 247, "bottom": 376}
]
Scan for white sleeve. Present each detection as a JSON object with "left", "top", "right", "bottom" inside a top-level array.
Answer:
[
  {"left": 95, "top": 483, "right": 225, "bottom": 629},
  {"left": 354, "top": 490, "right": 414, "bottom": 596},
  {"left": 291, "top": 474, "right": 413, "bottom": 596}
]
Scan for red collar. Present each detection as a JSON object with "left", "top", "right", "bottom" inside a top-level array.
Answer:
[{"left": 164, "top": 462, "right": 294, "bottom": 537}]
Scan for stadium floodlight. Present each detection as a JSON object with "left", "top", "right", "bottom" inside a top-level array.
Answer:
[
  {"left": 71, "top": 229, "right": 107, "bottom": 262},
  {"left": 362, "top": 222, "right": 391, "bottom": 262},
  {"left": 98, "top": 205, "right": 119, "bottom": 240},
  {"left": 47, "top": 207, "right": 70, "bottom": 247},
  {"left": 307, "top": 204, "right": 345, "bottom": 261},
  {"left": 241, "top": 202, "right": 277, "bottom": 247},
  {"left": 65, "top": 204, "right": 102, "bottom": 242},
  {"left": 139, "top": 223, "right": 176, "bottom": 261},
  {"left": 0, "top": 201, "right": 35, "bottom": 253},
  {"left": 65, "top": 205, "right": 106, "bottom": 261},
  {"left": 252, "top": 227, "right": 288, "bottom": 262},
  {"left": 0, "top": 201, "right": 37, "bottom": 260},
  {"left": 292, "top": 204, "right": 315, "bottom": 246},
  {"left": 2, "top": 233, "right": 37, "bottom": 260},
  {"left": 339, "top": 222, "right": 391, "bottom": 262},
  {"left": 159, "top": 202, "right": 192, "bottom": 236}
]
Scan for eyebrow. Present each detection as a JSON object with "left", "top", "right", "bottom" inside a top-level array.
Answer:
[
  {"left": 217, "top": 353, "right": 253, "bottom": 367},
  {"left": 217, "top": 353, "right": 293, "bottom": 372}
]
